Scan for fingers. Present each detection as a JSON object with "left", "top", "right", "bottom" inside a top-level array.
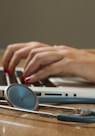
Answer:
[
  {"left": 24, "top": 60, "right": 64, "bottom": 83},
  {"left": 2, "top": 41, "right": 50, "bottom": 73},
  {"left": 24, "top": 57, "right": 75, "bottom": 83},
  {"left": 6, "top": 46, "right": 34, "bottom": 73},
  {"left": 23, "top": 45, "right": 79, "bottom": 81},
  {"left": 23, "top": 51, "right": 62, "bottom": 77},
  {"left": 24, "top": 46, "right": 58, "bottom": 68},
  {"left": 25, "top": 44, "right": 77, "bottom": 68},
  {"left": 2, "top": 43, "right": 26, "bottom": 71}
]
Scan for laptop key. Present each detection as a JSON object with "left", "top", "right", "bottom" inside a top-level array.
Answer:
[
  {"left": 41, "top": 78, "right": 56, "bottom": 87},
  {"left": 9, "top": 73, "right": 18, "bottom": 84},
  {"left": 0, "top": 70, "right": 7, "bottom": 85}
]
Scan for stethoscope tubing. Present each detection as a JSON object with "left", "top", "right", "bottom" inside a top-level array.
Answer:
[
  {"left": 38, "top": 97, "right": 95, "bottom": 104},
  {"left": 0, "top": 105, "right": 95, "bottom": 123},
  {"left": 57, "top": 114, "right": 95, "bottom": 123},
  {"left": 2, "top": 99, "right": 95, "bottom": 116}
]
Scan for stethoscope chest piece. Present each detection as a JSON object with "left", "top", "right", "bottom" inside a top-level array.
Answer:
[{"left": 4, "top": 84, "right": 38, "bottom": 110}]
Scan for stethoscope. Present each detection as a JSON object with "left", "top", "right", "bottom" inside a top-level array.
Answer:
[{"left": 1, "top": 84, "right": 95, "bottom": 123}]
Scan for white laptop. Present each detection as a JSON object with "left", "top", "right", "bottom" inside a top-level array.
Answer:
[{"left": 0, "top": 67, "right": 95, "bottom": 104}]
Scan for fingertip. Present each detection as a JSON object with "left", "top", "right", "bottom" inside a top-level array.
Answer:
[
  {"left": 4, "top": 67, "right": 7, "bottom": 73},
  {"left": 24, "top": 76, "right": 31, "bottom": 82},
  {"left": 3, "top": 68, "right": 11, "bottom": 75},
  {"left": 24, "top": 75, "right": 36, "bottom": 83}
]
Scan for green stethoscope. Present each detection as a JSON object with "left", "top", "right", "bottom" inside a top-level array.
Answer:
[{"left": 1, "top": 84, "right": 95, "bottom": 123}]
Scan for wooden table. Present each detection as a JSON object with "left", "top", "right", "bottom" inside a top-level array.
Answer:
[{"left": 0, "top": 52, "right": 95, "bottom": 136}]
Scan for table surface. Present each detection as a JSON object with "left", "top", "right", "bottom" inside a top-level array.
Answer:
[{"left": 0, "top": 52, "right": 95, "bottom": 136}]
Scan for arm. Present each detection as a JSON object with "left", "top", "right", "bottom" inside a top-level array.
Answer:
[{"left": 81, "top": 49, "right": 95, "bottom": 54}]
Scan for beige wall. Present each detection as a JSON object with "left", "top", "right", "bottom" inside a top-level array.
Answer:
[{"left": 0, "top": 0, "right": 95, "bottom": 49}]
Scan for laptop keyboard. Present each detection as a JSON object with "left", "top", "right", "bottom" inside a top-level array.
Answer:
[{"left": 0, "top": 69, "right": 56, "bottom": 87}]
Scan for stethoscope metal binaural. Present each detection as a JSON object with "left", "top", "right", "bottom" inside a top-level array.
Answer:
[{"left": 1, "top": 83, "right": 95, "bottom": 123}]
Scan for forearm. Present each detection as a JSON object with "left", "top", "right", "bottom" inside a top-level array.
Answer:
[{"left": 81, "top": 49, "right": 95, "bottom": 54}]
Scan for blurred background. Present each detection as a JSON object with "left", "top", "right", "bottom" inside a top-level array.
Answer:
[{"left": 0, "top": 0, "right": 95, "bottom": 49}]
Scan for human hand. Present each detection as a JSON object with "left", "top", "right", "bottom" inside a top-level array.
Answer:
[
  {"left": 2, "top": 41, "right": 50, "bottom": 74},
  {"left": 22, "top": 45, "right": 95, "bottom": 83},
  {"left": 2, "top": 42, "right": 95, "bottom": 83}
]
